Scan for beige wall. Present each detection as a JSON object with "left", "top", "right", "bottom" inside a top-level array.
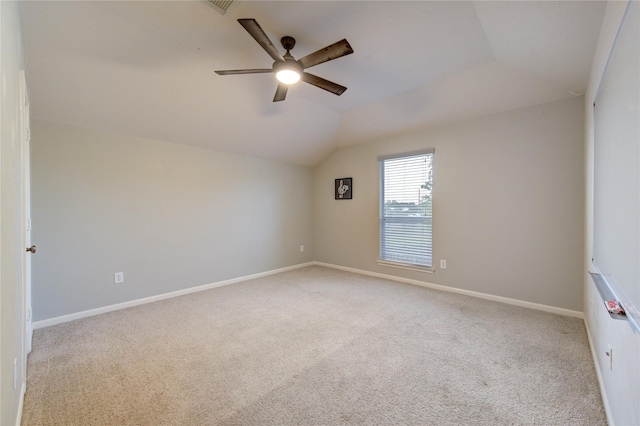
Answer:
[
  {"left": 9, "top": 2, "right": 637, "bottom": 424},
  {"left": 314, "top": 97, "right": 585, "bottom": 311},
  {"left": 31, "top": 120, "right": 314, "bottom": 321},
  {"left": 1, "top": 1, "right": 27, "bottom": 424},
  {"left": 583, "top": 2, "right": 640, "bottom": 425}
]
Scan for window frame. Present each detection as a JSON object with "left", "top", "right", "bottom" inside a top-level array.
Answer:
[{"left": 378, "top": 149, "right": 434, "bottom": 273}]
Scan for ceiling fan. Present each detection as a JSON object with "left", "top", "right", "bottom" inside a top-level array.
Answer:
[{"left": 215, "top": 19, "right": 354, "bottom": 102}]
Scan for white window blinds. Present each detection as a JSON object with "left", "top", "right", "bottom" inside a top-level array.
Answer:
[{"left": 380, "top": 150, "right": 433, "bottom": 268}]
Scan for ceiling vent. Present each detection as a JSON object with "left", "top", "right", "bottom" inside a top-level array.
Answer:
[{"left": 203, "top": 0, "right": 239, "bottom": 16}]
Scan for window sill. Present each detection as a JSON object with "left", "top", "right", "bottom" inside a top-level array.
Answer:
[{"left": 377, "top": 260, "right": 434, "bottom": 274}]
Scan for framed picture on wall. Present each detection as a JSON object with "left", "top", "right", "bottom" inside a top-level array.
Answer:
[{"left": 335, "top": 178, "right": 352, "bottom": 200}]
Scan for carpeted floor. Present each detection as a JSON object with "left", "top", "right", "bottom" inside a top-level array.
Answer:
[{"left": 22, "top": 266, "right": 606, "bottom": 425}]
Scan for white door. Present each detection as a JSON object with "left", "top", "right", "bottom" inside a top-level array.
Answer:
[{"left": 20, "top": 70, "right": 33, "bottom": 354}]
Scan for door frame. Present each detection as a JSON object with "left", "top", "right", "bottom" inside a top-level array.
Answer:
[{"left": 20, "top": 69, "right": 32, "bottom": 355}]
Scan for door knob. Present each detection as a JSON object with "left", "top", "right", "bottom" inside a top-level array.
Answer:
[{"left": 26, "top": 245, "right": 36, "bottom": 254}]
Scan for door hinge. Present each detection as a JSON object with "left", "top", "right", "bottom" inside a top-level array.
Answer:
[
  {"left": 27, "top": 308, "right": 32, "bottom": 322},
  {"left": 26, "top": 128, "right": 31, "bottom": 142},
  {"left": 26, "top": 217, "right": 32, "bottom": 232}
]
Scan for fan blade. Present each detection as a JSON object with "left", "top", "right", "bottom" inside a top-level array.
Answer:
[
  {"left": 215, "top": 69, "right": 272, "bottom": 75},
  {"left": 298, "top": 39, "right": 353, "bottom": 69},
  {"left": 273, "top": 83, "right": 288, "bottom": 102},
  {"left": 238, "top": 19, "right": 284, "bottom": 62},
  {"left": 301, "top": 72, "right": 347, "bottom": 96}
]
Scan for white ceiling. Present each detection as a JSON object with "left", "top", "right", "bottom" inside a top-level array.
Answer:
[{"left": 21, "top": 1, "right": 606, "bottom": 166}]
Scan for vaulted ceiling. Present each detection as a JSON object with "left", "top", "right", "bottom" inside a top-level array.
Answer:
[{"left": 21, "top": 1, "right": 606, "bottom": 166}]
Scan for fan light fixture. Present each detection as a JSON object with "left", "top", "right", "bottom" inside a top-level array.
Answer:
[
  {"left": 276, "top": 68, "right": 301, "bottom": 84},
  {"left": 274, "top": 56, "right": 303, "bottom": 85}
]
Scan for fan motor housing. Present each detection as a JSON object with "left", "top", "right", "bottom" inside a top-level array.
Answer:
[
  {"left": 272, "top": 58, "right": 303, "bottom": 75},
  {"left": 281, "top": 36, "right": 296, "bottom": 51}
]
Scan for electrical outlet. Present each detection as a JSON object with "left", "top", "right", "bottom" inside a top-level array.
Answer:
[
  {"left": 299, "top": 245, "right": 304, "bottom": 252},
  {"left": 440, "top": 259, "right": 447, "bottom": 269},
  {"left": 114, "top": 272, "right": 124, "bottom": 284}
]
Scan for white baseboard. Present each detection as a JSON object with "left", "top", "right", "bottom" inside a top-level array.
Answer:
[
  {"left": 314, "top": 261, "right": 584, "bottom": 319},
  {"left": 583, "top": 318, "right": 615, "bottom": 426},
  {"left": 33, "top": 260, "right": 583, "bottom": 328},
  {"left": 33, "top": 262, "right": 315, "bottom": 329},
  {"left": 16, "top": 382, "right": 25, "bottom": 426}
]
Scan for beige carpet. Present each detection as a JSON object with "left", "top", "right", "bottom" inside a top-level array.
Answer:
[{"left": 22, "top": 266, "right": 606, "bottom": 425}]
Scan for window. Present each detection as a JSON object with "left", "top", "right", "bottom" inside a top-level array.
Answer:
[{"left": 379, "top": 150, "right": 434, "bottom": 270}]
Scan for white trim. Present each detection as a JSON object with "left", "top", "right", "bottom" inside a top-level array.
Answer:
[
  {"left": 378, "top": 148, "right": 434, "bottom": 161},
  {"left": 583, "top": 318, "right": 615, "bottom": 426},
  {"left": 34, "top": 260, "right": 583, "bottom": 328},
  {"left": 377, "top": 260, "right": 434, "bottom": 274},
  {"left": 33, "top": 262, "right": 314, "bottom": 329},
  {"left": 314, "top": 261, "right": 584, "bottom": 319},
  {"left": 15, "top": 383, "right": 25, "bottom": 426}
]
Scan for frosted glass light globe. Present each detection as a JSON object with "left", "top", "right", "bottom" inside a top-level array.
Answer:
[{"left": 276, "top": 69, "right": 301, "bottom": 84}]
